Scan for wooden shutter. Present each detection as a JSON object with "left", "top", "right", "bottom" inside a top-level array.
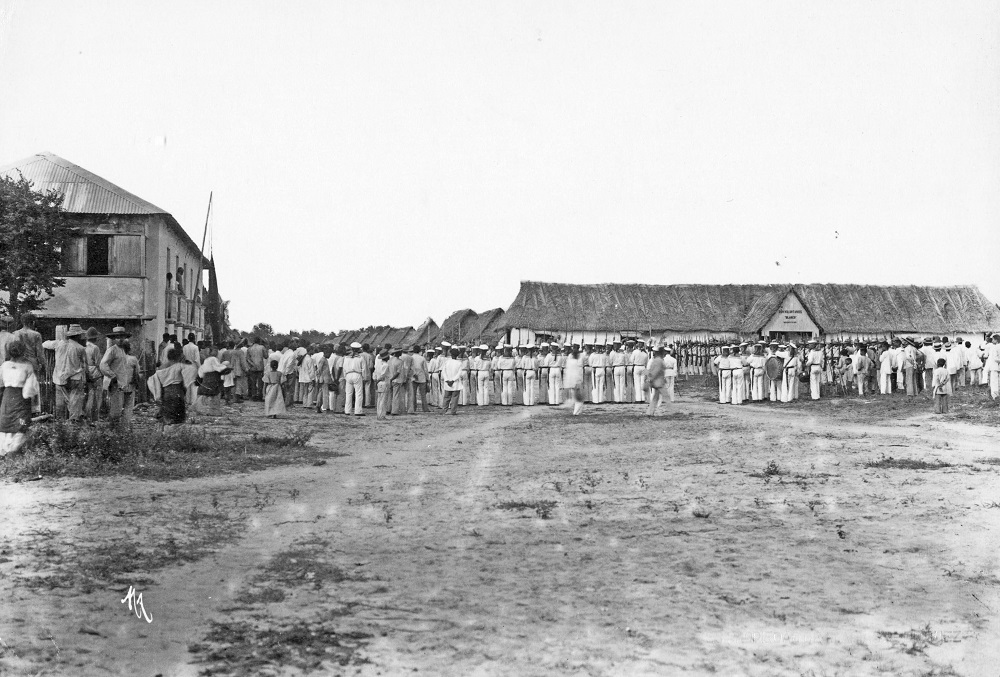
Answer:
[
  {"left": 61, "top": 237, "right": 86, "bottom": 274},
  {"left": 111, "top": 235, "right": 143, "bottom": 276}
]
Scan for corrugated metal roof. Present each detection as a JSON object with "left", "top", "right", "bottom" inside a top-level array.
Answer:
[
  {"left": 0, "top": 151, "right": 209, "bottom": 265},
  {"left": 0, "top": 152, "right": 168, "bottom": 215}
]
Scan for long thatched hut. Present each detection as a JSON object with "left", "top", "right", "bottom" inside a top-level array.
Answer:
[{"left": 499, "top": 281, "right": 1000, "bottom": 345}]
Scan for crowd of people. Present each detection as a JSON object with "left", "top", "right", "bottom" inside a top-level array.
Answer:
[
  {"left": 710, "top": 334, "right": 1000, "bottom": 413},
  {"left": 4, "top": 321, "right": 999, "bottom": 456},
  {"left": 150, "top": 334, "right": 682, "bottom": 421}
]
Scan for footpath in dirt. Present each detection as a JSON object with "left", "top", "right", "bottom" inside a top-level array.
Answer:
[{"left": 2, "top": 388, "right": 1000, "bottom": 676}]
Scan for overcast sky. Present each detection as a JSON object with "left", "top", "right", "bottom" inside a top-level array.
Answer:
[{"left": 1, "top": 1, "right": 997, "bottom": 333}]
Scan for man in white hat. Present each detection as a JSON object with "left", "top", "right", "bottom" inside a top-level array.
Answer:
[
  {"left": 43, "top": 324, "right": 87, "bottom": 421},
  {"left": 609, "top": 340, "right": 626, "bottom": 403},
  {"left": 99, "top": 326, "right": 136, "bottom": 425},
  {"left": 547, "top": 344, "right": 564, "bottom": 405},
  {"left": 474, "top": 345, "right": 491, "bottom": 406},
  {"left": 589, "top": 343, "right": 607, "bottom": 403},
  {"left": 729, "top": 345, "right": 746, "bottom": 405},
  {"left": 497, "top": 345, "right": 517, "bottom": 406},
  {"left": 342, "top": 342, "right": 365, "bottom": 415},
  {"left": 985, "top": 333, "right": 1000, "bottom": 399},
  {"left": 537, "top": 343, "right": 551, "bottom": 403},
  {"left": 713, "top": 346, "right": 731, "bottom": 404},
  {"left": 519, "top": 344, "right": 538, "bottom": 406},
  {"left": 805, "top": 339, "right": 824, "bottom": 400},
  {"left": 440, "top": 347, "right": 464, "bottom": 414},
  {"left": 297, "top": 344, "right": 316, "bottom": 407},
  {"left": 631, "top": 340, "right": 648, "bottom": 403}
]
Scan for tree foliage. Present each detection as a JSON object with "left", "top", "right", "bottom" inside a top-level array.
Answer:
[
  {"left": 250, "top": 322, "right": 274, "bottom": 340},
  {"left": 0, "top": 174, "right": 71, "bottom": 320}
]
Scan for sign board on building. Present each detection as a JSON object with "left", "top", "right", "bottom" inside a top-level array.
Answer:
[{"left": 760, "top": 292, "right": 820, "bottom": 336}]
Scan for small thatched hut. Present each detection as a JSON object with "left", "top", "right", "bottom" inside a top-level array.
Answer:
[
  {"left": 460, "top": 308, "right": 506, "bottom": 347},
  {"left": 435, "top": 309, "right": 477, "bottom": 345},
  {"left": 499, "top": 281, "right": 1000, "bottom": 345}
]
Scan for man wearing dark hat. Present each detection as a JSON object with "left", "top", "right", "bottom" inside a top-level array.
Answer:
[
  {"left": 44, "top": 324, "right": 87, "bottom": 421},
  {"left": 374, "top": 348, "right": 391, "bottom": 420},
  {"left": 389, "top": 347, "right": 406, "bottom": 415},
  {"left": 100, "top": 326, "right": 135, "bottom": 426},
  {"left": 408, "top": 345, "right": 430, "bottom": 413},
  {"left": 83, "top": 327, "right": 104, "bottom": 421}
]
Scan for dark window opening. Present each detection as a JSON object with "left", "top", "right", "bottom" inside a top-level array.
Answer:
[{"left": 86, "top": 235, "right": 110, "bottom": 275}]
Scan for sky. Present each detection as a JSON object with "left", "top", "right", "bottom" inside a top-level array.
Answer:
[{"left": 1, "top": 1, "right": 998, "bottom": 333}]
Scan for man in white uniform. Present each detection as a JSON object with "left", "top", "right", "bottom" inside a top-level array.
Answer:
[
  {"left": 589, "top": 345, "right": 607, "bottom": 404},
  {"left": 609, "top": 340, "right": 626, "bottom": 403},
  {"left": 714, "top": 346, "right": 731, "bottom": 404},
  {"left": 985, "top": 333, "right": 1000, "bottom": 399},
  {"left": 806, "top": 340, "right": 824, "bottom": 400},
  {"left": 342, "top": 342, "right": 365, "bottom": 416},
  {"left": 631, "top": 340, "right": 648, "bottom": 403}
]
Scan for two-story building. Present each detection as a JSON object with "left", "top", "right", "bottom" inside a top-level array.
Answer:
[{"left": 0, "top": 151, "right": 213, "bottom": 358}]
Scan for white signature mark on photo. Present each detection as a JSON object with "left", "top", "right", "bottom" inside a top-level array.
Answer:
[{"left": 120, "top": 585, "right": 153, "bottom": 623}]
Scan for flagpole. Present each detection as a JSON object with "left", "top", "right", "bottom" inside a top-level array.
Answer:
[{"left": 190, "top": 192, "right": 212, "bottom": 329}]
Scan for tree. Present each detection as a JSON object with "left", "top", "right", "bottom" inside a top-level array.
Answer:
[
  {"left": 251, "top": 322, "right": 274, "bottom": 340},
  {"left": 0, "top": 174, "right": 70, "bottom": 321}
]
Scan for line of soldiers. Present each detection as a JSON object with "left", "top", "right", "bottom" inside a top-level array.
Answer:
[
  {"left": 240, "top": 337, "right": 679, "bottom": 417},
  {"left": 422, "top": 339, "right": 662, "bottom": 408},
  {"left": 710, "top": 334, "right": 1000, "bottom": 405}
]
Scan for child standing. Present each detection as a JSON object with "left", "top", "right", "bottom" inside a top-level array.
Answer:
[
  {"left": 263, "top": 359, "right": 286, "bottom": 418},
  {"left": 932, "top": 357, "right": 952, "bottom": 414}
]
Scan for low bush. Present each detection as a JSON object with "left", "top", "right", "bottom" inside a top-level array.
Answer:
[{"left": 0, "top": 422, "right": 331, "bottom": 481}]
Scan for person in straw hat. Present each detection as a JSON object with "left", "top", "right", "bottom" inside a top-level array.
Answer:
[
  {"left": 519, "top": 343, "right": 538, "bottom": 406},
  {"left": 373, "top": 348, "right": 392, "bottom": 420},
  {"left": 82, "top": 327, "right": 104, "bottom": 421},
  {"left": 42, "top": 324, "right": 87, "bottom": 421},
  {"left": 408, "top": 345, "right": 430, "bottom": 413},
  {"left": 99, "top": 326, "right": 135, "bottom": 426}
]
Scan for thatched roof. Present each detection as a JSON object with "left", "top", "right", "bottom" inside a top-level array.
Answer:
[
  {"left": 499, "top": 281, "right": 1000, "bottom": 335},
  {"left": 460, "top": 308, "right": 506, "bottom": 346},
  {"left": 435, "top": 309, "right": 477, "bottom": 344}
]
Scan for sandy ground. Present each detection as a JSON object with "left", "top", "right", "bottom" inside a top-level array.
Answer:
[{"left": 2, "top": 386, "right": 1000, "bottom": 676}]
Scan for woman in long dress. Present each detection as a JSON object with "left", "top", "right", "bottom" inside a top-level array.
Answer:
[
  {"left": 263, "top": 359, "right": 286, "bottom": 418},
  {"left": 0, "top": 341, "right": 40, "bottom": 456}
]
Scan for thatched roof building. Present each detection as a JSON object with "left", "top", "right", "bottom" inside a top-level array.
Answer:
[
  {"left": 499, "top": 281, "right": 1000, "bottom": 344},
  {"left": 460, "top": 308, "right": 506, "bottom": 346}
]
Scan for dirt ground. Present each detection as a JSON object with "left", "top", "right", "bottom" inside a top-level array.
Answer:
[{"left": 2, "top": 383, "right": 1000, "bottom": 676}]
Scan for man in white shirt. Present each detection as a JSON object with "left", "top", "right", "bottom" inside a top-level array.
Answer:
[
  {"left": 440, "top": 348, "right": 464, "bottom": 415},
  {"left": 714, "top": 346, "right": 731, "bottom": 404},
  {"left": 298, "top": 346, "right": 316, "bottom": 408},
  {"left": 985, "top": 333, "right": 1000, "bottom": 399},
  {"left": 945, "top": 341, "right": 963, "bottom": 392},
  {"left": 878, "top": 342, "right": 894, "bottom": 395},
  {"left": 409, "top": 346, "right": 430, "bottom": 413},
  {"left": 609, "top": 340, "right": 627, "bottom": 403},
  {"left": 342, "top": 342, "right": 365, "bottom": 416},
  {"left": 806, "top": 340, "right": 824, "bottom": 400},
  {"left": 631, "top": 340, "right": 649, "bottom": 403}
]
